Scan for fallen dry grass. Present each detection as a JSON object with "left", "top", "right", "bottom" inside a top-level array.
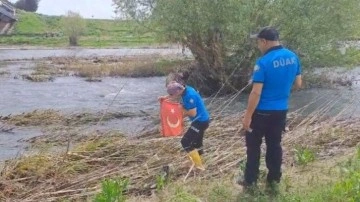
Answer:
[
  {"left": 0, "top": 110, "right": 142, "bottom": 148},
  {"left": 0, "top": 110, "right": 138, "bottom": 127},
  {"left": 1, "top": 110, "right": 65, "bottom": 126},
  {"left": 0, "top": 108, "right": 359, "bottom": 201},
  {"left": 0, "top": 89, "right": 359, "bottom": 201},
  {"left": 25, "top": 55, "right": 192, "bottom": 81}
]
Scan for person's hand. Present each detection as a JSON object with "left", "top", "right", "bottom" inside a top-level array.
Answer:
[
  {"left": 182, "top": 108, "right": 188, "bottom": 117},
  {"left": 158, "top": 95, "right": 169, "bottom": 102},
  {"left": 242, "top": 114, "right": 252, "bottom": 132}
]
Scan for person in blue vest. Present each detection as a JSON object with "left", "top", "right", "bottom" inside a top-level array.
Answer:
[
  {"left": 239, "top": 27, "right": 302, "bottom": 194},
  {"left": 163, "top": 81, "right": 210, "bottom": 171}
]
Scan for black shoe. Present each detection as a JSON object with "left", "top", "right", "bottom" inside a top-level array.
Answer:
[
  {"left": 236, "top": 176, "right": 257, "bottom": 190},
  {"left": 265, "top": 181, "right": 280, "bottom": 196},
  {"left": 236, "top": 176, "right": 247, "bottom": 186}
]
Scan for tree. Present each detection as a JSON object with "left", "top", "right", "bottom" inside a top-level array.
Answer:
[
  {"left": 113, "top": 0, "right": 360, "bottom": 95},
  {"left": 15, "top": 0, "right": 40, "bottom": 12},
  {"left": 61, "top": 11, "right": 86, "bottom": 46}
]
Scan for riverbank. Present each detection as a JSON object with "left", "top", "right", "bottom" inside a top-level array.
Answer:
[
  {"left": 1, "top": 108, "right": 359, "bottom": 201},
  {"left": 0, "top": 11, "right": 159, "bottom": 48},
  {"left": 0, "top": 49, "right": 191, "bottom": 163},
  {"left": 0, "top": 50, "right": 359, "bottom": 162},
  {"left": 0, "top": 48, "right": 360, "bottom": 201},
  {"left": 0, "top": 44, "right": 182, "bottom": 50}
]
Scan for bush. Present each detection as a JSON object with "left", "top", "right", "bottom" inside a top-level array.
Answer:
[
  {"left": 61, "top": 11, "right": 86, "bottom": 46},
  {"left": 114, "top": 0, "right": 360, "bottom": 95}
]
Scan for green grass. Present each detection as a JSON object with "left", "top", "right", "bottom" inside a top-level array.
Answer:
[
  {"left": 294, "top": 146, "right": 316, "bottom": 166},
  {"left": 148, "top": 150, "right": 360, "bottom": 202},
  {"left": 0, "top": 10, "right": 159, "bottom": 47},
  {"left": 124, "top": 147, "right": 358, "bottom": 202},
  {"left": 14, "top": 11, "right": 47, "bottom": 34},
  {"left": 94, "top": 178, "right": 129, "bottom": 202},
  {"left": 280, "top": 150, "right": 360, "bottom": 202}
]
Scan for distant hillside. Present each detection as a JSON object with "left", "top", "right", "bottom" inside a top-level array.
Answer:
[{"left": 0, "top": 10, "right": 159, "bottom": 47}]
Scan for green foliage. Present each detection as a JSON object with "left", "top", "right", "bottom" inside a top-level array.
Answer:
[
  {"left": 278, "top": 149, "right": 360, "bottom": 202},
  {"left": 332, "top": 157, "right": 360, "bottom": 202},
  {"left": 209, "top": 184, "right": 233, "bottom": 202},
  {"left": 238, "top": 160, "right": 246, "bottom": 173},
  {"left": 312, "top": 48, "right": 360, "bottom": 67},
  {"left": 14, "top": 10, "right": 47, "bottom": 34},
  {"left": 147, "top": 0, "right": 359, "bottom": 65},
  {"left": 114, "top": 0, "right": 360, "bottom": 94},
  {"left": 61, "top": 11, "right": 87, "bottom": 46},
  {"left": 333, "top": 172, "right": 360, "bottom": 201},
  {"left": 42, "top": 15, "right": 62, "bottom": 31},
  {"left": 94, "top": 178, "right": 129, "bottom": 202},
  {"left": 168, "top": 187, "right": 198, "bottom": 202},
  {"left": 156, "top": 174, "right": 166, "bottom": 191},
  {"left": 294, "top": 146, "right": 315, "bottom": 166},
  {"left": 1, "top": 11, "right": 157, "bottom": 47}
]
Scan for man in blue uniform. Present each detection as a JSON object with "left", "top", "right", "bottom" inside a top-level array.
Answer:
[
  {"left": 166, "top": 81, "right": 210, "bottom": 170},
  {"left": 240, "top": 27, "right": 302, "bottom": 194}
]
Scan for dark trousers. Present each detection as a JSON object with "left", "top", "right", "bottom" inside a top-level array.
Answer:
[
  {"left": 181, "top": 121, "right": 209, "bottom": 153},
  {"left": 244, "top": 110, "right": 286, "bottom": 185}
]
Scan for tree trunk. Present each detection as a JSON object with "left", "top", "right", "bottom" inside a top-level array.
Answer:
[
  {"left": 183, "top": 31, "right": 256, "bottom": 96},
  {"left": 183, "top": 30, "right": 227, "bottom": 96},
  {"left": 69, "top": 36, "right": 78, "bottom": 46}
]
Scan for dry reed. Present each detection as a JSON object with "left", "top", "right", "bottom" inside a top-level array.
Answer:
[{"left": 0, "top": 87, "right": 359, "bottom": 201}]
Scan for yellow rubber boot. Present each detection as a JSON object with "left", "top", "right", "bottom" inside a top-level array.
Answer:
[{"left": 188, "top": 149, "right": 205, "bottom": 171}]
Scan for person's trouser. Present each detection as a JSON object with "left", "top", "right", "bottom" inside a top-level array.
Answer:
[
  {"left": 181, "top": 121, "right": 209, "bottom": 153},
  {"left": 244, "top": 110, "right": 286, "bottom": 185}
]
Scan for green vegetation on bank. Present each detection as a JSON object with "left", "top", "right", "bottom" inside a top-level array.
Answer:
[
  {"left": 116, "top": 0, "right": 360, "bottom": 96},
  {"left": 0, "top": 10, "right": 158, "bottom": 47},
  {"left": 124, "top": 148, "right": 360, "bottom": 202}
]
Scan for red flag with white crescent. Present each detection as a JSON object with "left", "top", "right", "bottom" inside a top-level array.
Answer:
[{"left": 160, "top": 99, "right": 184, "bottom": 137}]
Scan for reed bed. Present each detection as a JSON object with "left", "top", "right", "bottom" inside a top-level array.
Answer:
[{"left": 0, "top": 89, "right": 359, "bottom": 201}]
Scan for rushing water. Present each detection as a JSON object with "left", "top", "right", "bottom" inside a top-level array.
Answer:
[{"left": 0, "top": 62, "right": 168, "bottom": 161}]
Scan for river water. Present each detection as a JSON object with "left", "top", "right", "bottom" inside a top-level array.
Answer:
[
  {"left": 0, "top": 48, "right": 360, "bottom": 162},
  {"left": 0, "top": 47, "right": 190, "bottom": 60}
]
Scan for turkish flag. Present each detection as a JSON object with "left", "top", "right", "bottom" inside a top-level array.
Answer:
[{"left": 159, "top": 99, "right": 184, "bottom": 137}]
